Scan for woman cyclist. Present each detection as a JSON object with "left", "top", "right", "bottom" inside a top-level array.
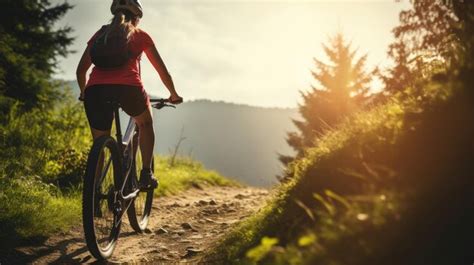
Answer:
[{"left": 76, "top": 0, "right": 182, "bottom": 189}]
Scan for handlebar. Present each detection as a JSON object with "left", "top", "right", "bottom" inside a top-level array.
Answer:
[
  {"left": 78, "top": 96, "right": 181, "bottom": 110},
  {"left": 150, "top": 98, "right": 182, "bottom": 110},
  {"left": 150, "top": 98, "right": 169, "bottom": 103}
]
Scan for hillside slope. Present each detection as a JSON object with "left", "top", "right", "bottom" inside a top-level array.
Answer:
[{"left": 205, "top": 75, "right": 474, "bottom": 264}]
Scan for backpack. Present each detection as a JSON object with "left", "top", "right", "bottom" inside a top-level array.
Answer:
[{"left": 90, "top": 26, "right": 132, "bottom": 69}]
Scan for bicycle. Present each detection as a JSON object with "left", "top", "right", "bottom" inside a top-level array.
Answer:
[{"left": 82, "top": 98, "right": 178, "bottom": 260}]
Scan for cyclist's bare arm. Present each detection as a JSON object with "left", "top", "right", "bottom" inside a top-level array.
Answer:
[
  {"left": 76, "top": 45, "right": 92, "bottom": 99},
  {"left": 144, "top": 45, "right": 182, "bottom": 102}
]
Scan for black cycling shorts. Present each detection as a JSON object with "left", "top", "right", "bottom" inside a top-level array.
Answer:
[{"left": 84, "top": 84, "right": 150, "bottom": 131}]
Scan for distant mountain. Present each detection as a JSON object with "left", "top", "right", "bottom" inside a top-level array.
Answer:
[
  {"left": 65, "top": 81, "right": 298, "bottom": 187},
  {"left": 151, "top": 100, "right": 297, "bottom": 187}
]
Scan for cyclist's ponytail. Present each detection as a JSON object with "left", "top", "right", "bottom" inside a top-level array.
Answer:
[{"left": 104, "top": 10, "right": 136, "bottom": 42}]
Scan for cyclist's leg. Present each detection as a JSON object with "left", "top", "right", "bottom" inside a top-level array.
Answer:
[
  {"left": 84, "top": 85, "right": 114, "bottom": 179},
  {"left": 84, "top": 85, "right": 114, "bottom": 136},
  {"left": 118, "top": 85, "right": 156, "bottom": 188},
  {"left": 133, "top": 105, "right": 154, "bottom": 170},
  {"left": 118, "top": 85, "right": 153, "bottom": 170},
  {"left": 134, "top": 106, "right": 157, "bottom": 188}
]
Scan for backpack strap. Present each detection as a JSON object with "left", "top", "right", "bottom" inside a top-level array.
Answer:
[{"left": 139, "top": 59, "right": 142, "bottom": 78}]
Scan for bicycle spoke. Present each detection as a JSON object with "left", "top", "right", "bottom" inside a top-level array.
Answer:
[
  {"left": 97, "top": 157, "right": 112, "bottom": 188},
  {"left": 92, "top": 147, "right": 116, "bottom": 250}
]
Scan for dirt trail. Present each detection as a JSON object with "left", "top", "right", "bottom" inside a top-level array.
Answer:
[{"left": 5, "top": 186, "right": 268, "bottom": 264}]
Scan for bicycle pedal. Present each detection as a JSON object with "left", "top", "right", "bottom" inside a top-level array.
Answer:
[
  {"left": 139, "top": 181, "right": 158, "bottom": 192},
  {"left": 138, "top": 173, "right": 159, "bottom": 191}
]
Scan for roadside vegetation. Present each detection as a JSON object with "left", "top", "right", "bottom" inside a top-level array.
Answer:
[
  {"left": 207, "top": 74, "right": 473, "bottom": 265},
  {"left": 0, "top": 88, "right": 89, "bottom": 243},
  {"left": 205, "top": 1, "right": 474, "bottom": 264},
  {"left": 0, "top": 0, "right": 80, "bottom": 245}
]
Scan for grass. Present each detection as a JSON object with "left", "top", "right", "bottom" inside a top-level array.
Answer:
[
  {"left": 155, "top": 156, "right": 238, "bottom": 196},
  {"left": 0, "top": 176, "right": 81, "bottom": 243}
]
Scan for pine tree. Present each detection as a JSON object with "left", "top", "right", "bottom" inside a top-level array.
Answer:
[
  {"left": 0, "top": 0, "right": 73, "bottom": 113},
  {"left": 279, "top": 33, "right": 374, "bottom": 167}
]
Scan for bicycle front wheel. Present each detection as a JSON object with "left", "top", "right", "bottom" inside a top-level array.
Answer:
[
  {"left": 83, "top": 136, "right": 122, "bottom": 260},
  {"left": 127, "top": 131, "right": 154, "bottom": 233}
]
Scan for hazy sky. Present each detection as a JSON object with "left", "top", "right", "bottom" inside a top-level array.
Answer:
[{"left": 53, "top": 0, "right": 411, "bottom": 107}]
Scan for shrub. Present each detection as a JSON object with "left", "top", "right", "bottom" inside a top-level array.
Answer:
[
  {"left": 0, "top": 93, "right": 91, "bottom": 187},
  {"left": 0, "top": 86, "right": 90, "bottom": 244}
]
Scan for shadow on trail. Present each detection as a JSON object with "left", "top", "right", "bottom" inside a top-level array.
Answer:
[{"left": 0, "top": 237, "right": 88, "bottom": 264}]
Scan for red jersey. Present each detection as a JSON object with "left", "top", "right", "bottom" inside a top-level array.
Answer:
[{"left": 86, "top": 27, "right": 154, "bottom": 88}]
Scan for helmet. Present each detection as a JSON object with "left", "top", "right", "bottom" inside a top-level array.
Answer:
[{"left": 111, "top": 0, "right": 143, "bottom": 18}]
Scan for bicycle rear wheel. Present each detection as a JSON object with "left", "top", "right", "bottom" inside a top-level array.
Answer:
[
  {"left": 127, "top": 131, "right": 154, "bottom": 232},
  {"left": 83, "top": 136, "right": 122, "bottom": 260}
]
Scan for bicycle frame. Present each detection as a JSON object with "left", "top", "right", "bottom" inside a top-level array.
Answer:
[
  {"left": 96, "top": 103, "right": 138, "bottom": 227},
  {"left": 101, "top": 99, "right": 175, "bottom": 227},
  {"left": 113, "top": 104, "right": 138, "bottom": 197}
]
